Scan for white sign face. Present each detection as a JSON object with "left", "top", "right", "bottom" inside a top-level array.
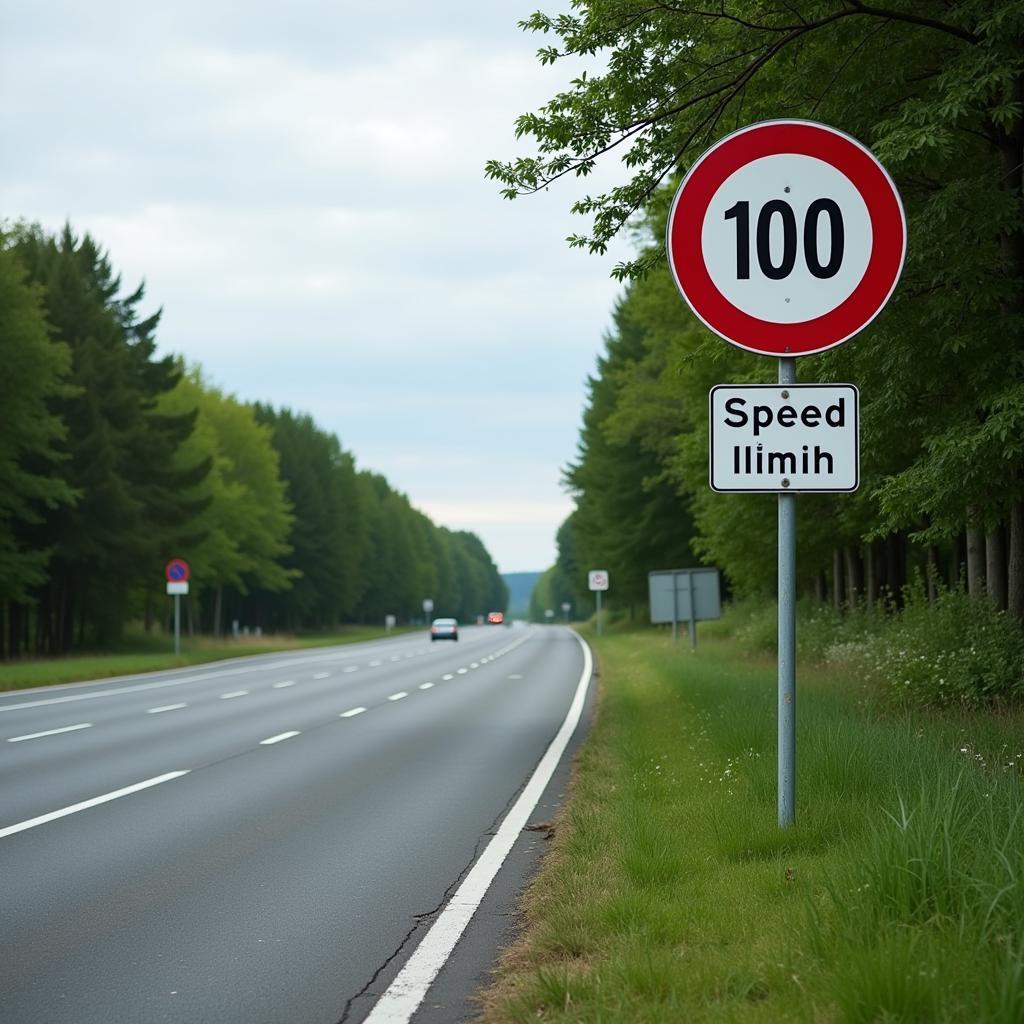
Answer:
[
  {"left": 701, "top": 155, "right": 872, "bottom": 325},
  {"left": 588, "top": 570, "right": 609, "bottom": 592},
  {"left": 709, "top": 384, "right": 859, "bottom": 492},
  {"left": 422, "top": 598, "right": 434, "bottom": 613},
  {"left": 166, "top": 581, "right": 189, "bottom": 595}
]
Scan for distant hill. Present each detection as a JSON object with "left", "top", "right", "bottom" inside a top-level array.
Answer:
[{"left": 502, "top": 572, "right": 542, "bottom": 618}]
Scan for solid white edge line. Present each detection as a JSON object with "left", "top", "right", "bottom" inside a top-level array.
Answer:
[
  {"left": 0, "top": 770, "right": 191, "bottom": 840},
  {"left": 7, "top": 722, "right": 92, "bottom": 743},
  {"left": 340, "top": 707, "right": 366, "bottom": 718},
  {"left": 260, "top": 731, "right": 300, "bottom": 745},
  {"left": 363, "top": 629, "right": 592, "bottom": 1024}
]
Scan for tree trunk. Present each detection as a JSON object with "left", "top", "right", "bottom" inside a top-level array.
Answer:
[
  {"left": 950, "top": 532, "right": 966, "bottom": 590},
  {"left": 986, "top": 523, "right": 1008, "bottom": 609},
  {"left": 844, "top": 545, "right": 864, "bottom": 607},
  {"left": 832, "top": 547, "right": 845, "bottom": 610},
  {"left": 1009, "top": 500, "right": 1024, "bottom": 620},
  {"left": 214, "top": 584, "right": 223, "bottom": 637},
  {"left": 926, "top": 545, "right": 941, "bottom": 603},
  {"left": 966, "top": 524, "right": 986, "bottom": 597},
  {"left": 885, "top": 532, "right": 906, "bottom": 606},
  {"left": 814, "top": 571, "right": 826, "bottom": 604},
  {"left": 865, "top": 542, "right": 878, "bottom": 610}
]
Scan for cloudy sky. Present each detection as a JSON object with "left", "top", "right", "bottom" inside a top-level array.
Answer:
[{"left": 0, "top": 1, "right": 629, "bottom": 573}]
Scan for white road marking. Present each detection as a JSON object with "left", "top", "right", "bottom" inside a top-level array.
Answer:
[
  {"left": 148, "top": 703, "right": 187, "bottom": 714},
  {"left": 363, "top": 631, "right": 592, "bottom": 1024},
  {"left": 470, "top": 662, "right": 479, "bottom": 669},
  {"left": 273, "top": 681, "right": 296, "bottom": 689},
  {"left": 0, "top": 770, "right": 191, "bottom": 840},
  {"left": 313, "top": 672, "right": 330, "bottom": 679},
  {"left": 508, "top": 674, "right": 523, "bottom": 680},
  {"left": 340, "top": 707, "right": 366, "bottom": 718},
  {"left": 344, "top": 666, "right": 359, "bottom": 673},
  {"left": 260, "top": 731, "right": 300, "bottom": 745},
  {"left": 389, "top": 656, "right": 401, "bottom": 662},
  {"left": 457, "top": 668, "right": 468, "bottom": 675},
  {"left": 7, "top": 723, "right": 92, "bottom": 743},
  {"left": 442, "top": 674, "right": 454, "bottom": 681},
  {"left": 418, "top": 683, "right": 434, "bottom": 690},
  {"left": 369, "top": 660, "right": 383, "bottom": 667},
  {"left": 388, "top": 692, "right": 408, "bottom": 702},
  {"left": 220, "top": 690, "right": 249, "bottom": 700}
]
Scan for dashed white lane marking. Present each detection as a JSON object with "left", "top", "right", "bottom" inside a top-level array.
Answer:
[
  {"left": 369, "top": 660, "right": 383, "bottom": 667},
  {"left": 470, "top": 662, "right": 479, "bottom": 669},
  {"left": 418, "top": 683, "right": 434, "bottom": 690},
  {"left": 456, "top": 668, "right": 468, "bottom": 675},
  {"left": 388, "top": 692, "right": 408, "bottom": 702},
  {"left": 220, "top": 691, "right": 249, "bottom": 700},
  {"left": 313, "top": 672, "right": 330, "bottom": 679},
  {"left": 508, "top": 674, "right": 523, "bottom": 680},
  {"left": 0, "top": 770, "right": 191, "bottom": 840},
  {"left": 442, "top": 674, "right": 454, "bottom": 681},
  {"left": 148, "top": 703, "right": 187, "bottom": 714},
  {"left": 273, "top": 681, "right": 296, "bottom": 689},
  {"left": 363, "top": 629, "right": 589, "bottom": 1024},
  {"left": 344, "top": 666, "right": 359, "bottom": 673},
  {"left": 389, "top": 656, "right": 401, "bottom": 662},
  {"left": 260, "top": 731, "right": 300, "bottom": 745},
  {"left": 340, "top": 707, "right": 366, "bottom": 718},
  {"left": 7, "top": 723, "right": 92, "bottom": 743}
]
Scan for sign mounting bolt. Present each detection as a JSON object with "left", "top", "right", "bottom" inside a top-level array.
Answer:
[
  {"left": 781, "top": 390, "right": 789, "bottom": 399},
  {"left": 781, "top": 478, "right": 791, "bottom": 488}
]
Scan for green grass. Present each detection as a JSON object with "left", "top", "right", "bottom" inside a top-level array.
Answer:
[
  {"left": 479, "top": 627, "right": 1024, "bottom": 1023},
  {"left": 0, "top": 624, "right": 417, "bottom": 692}
]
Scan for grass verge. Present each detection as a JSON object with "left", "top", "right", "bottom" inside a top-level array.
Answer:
[
  {"left": 478, "top": 627, "right": 1024, "bottom": 1023},
  {"left": 0, "top": 625, "right": 417, "bottom": 692}
]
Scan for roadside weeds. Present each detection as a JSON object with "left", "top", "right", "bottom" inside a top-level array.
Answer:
[{"left": 476, "top": 629, "right": 1024, "bottom": 1023}]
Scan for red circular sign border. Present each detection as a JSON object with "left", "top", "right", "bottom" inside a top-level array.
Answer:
[
  {"left": 165, "top": 558, "right": 190, "bottom": 583},
  {"left": 666, "top": 120, "right": 906, "bottom": 357}
]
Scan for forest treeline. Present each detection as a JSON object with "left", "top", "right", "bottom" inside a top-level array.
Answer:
[
  {"left": 0, "top": 223, "right": 506, "bottom": 658},
  {"left": 506, "top": 2, "right": 1023, "bottom": 626}
]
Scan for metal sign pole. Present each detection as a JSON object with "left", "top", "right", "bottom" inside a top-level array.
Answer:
[
  {"left": 688, "top": 571, "right": 697, "bottom": 651},
  {"left": 174, "top": 593, "right": 181, "bottom": 657},
  {"left": 778, "top": 357, "right": 797, "bottom": 827},
  {"left": 596, "top": 591, "right": 602, "bottom": 636},
  {"left": 672, "top": 572, "right": 679, "bottom": 643}
]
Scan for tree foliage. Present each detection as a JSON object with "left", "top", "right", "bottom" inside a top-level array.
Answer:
[
  {"left": 501, "top": 2, "right": 1024, "bottom": 615},
  {"left": 0, "top": 224, "right": 506, "bottom": 655}
]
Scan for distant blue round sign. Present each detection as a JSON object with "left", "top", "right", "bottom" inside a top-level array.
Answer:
[{"left": 165, "top": 558, "right": 190, "bottom": 583}]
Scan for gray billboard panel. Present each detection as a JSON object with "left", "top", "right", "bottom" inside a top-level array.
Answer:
[{"left": 648, "top": 568, "right": 721, "bottom": 624}]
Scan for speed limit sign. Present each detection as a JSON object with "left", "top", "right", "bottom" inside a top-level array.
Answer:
[{"left": 667, "top": 120, "right": 906, "bottom": 356}]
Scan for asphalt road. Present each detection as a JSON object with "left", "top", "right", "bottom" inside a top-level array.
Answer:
[{"left": 0, "top": 624, "right": 590, "bottom": 1024}]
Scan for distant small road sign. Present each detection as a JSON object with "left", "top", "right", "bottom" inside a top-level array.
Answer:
[
  {"left": 165, "top": 558, "right": 190, "bottom": 583},
  {"left": 667, "top": 119, "right": 906, "bottom": 356},
  {"left": 588, "top": 570, "right": 609, "bottom": 592}
]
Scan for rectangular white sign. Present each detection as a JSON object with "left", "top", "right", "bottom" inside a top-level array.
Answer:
[
  {"left": 166, "top": 581, "right": 189, "bottom": 595},
  {"left": 709, "top": 384, "right": 859, "bottom": 493},
  {"left": 588, "top": 570, "right": 609, "bottom": 592}
]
